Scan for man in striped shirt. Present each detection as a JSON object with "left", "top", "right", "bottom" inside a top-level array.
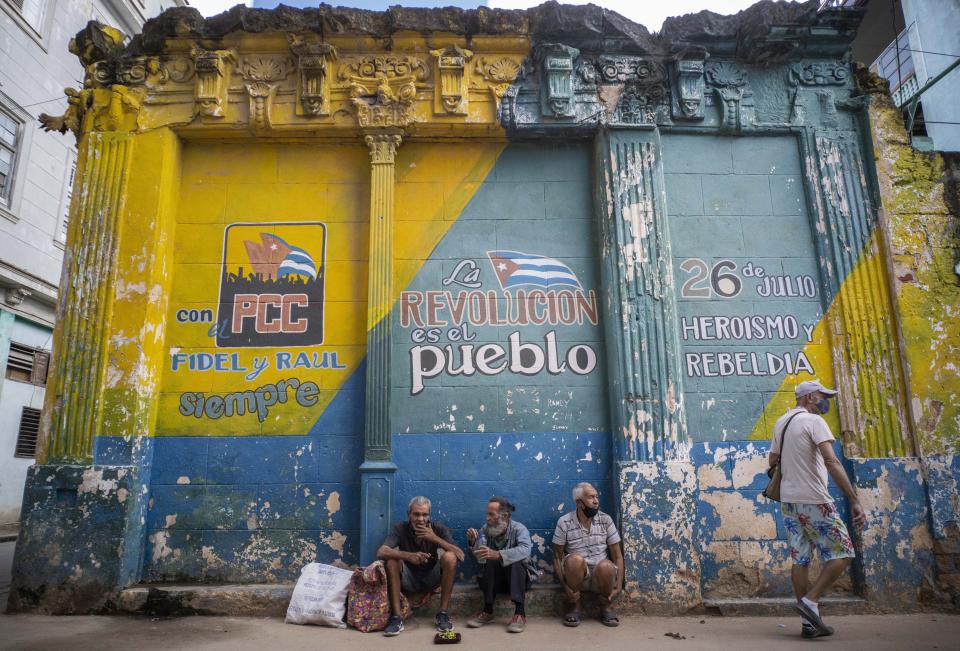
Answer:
[{"left": 552, "top": 482, "right": 624, "bottom": 627}]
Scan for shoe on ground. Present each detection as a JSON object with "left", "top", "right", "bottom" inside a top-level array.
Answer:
[
  {"left": 383, "top": 614, "right": 404, "bottom": 636},
  {"left": 467, "top": 611, "right": 494, "bottom": 628},
  {"left": 435, "top": 610, "right": 454, "bottom": 632},
  {"left": 801, "top": 623, "right": 834, "bottom": 639},
  {"left": 507, "top": 614, "right": 526, "bottom": 633},
  {"left": 793, "top": 601, "right": 831, "bottom": 637}
]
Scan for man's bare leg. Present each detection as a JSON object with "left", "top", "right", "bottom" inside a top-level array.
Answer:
[
  {"left": 438, "top": 550, "right": 457, "bottom": 612},
  {"left": 806, "top": 558, "right": 850, "bottom": 602},
  {"left": 593, "top": 560, "right": 618, "bottom": 606},
  {"left": 386, "top": 558, "right": 404, "bottom": 615},
  {"left": 562, "top": 554, "right": 587, "bottom": 613},
  {"left": 791, "top": 564, "right": 810, "bottom": 602}
]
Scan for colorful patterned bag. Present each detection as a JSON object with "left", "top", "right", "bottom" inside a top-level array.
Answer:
[{"left": 346, "top": 560, "right": 412, "bottom": 632}]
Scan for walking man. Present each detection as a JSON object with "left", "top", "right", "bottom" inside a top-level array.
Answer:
[
  {"left": 466, "top": 496, "right": 538, "bottom": 633},
  {"left": 377, "top": 496, "right": 464, "bottom": 636},
  {"left": 552, "top": 482, "right": 624, "bottom": 627},
  {"left": 770, "top": 380, "right": 866, "bottom": 639}
]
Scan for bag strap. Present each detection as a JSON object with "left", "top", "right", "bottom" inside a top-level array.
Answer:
[{"left": 774, "top": 411, "right": 803, "bottom": 476}]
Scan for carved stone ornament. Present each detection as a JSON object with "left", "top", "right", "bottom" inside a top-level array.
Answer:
[
  {"left": 239, "top": 56, "right": 293, "bottom": 130},
  {"left": 789, "top": 62, "right": 849, "bottom": 86},
  {"left": 430, "top": 45, "right": 473, "bottom": 115},
  {"left": 706, "top": 61, "right": 747, "bottom": 132},
  {"left": 192, "top": 46, "right": 236, "bottom": 118},
  {"left": 537, "top": 43, "right": 579, "bottom": 118},
  {"left": 364, "top": 133, "right": 403, "bottom": 164},
  {"left": 338, "top": 56, "right": 429, "bottom": 129},
  {"left": 671, "top": 47, "right": 708, "bottom": 120},
  {"left": 289, "top": 35, "right": 337, "bottom": 117},
  {"left": 614, "top": 83, "right": 667, "bottom": 126},
  {"left": 474, "top": 57, "right": 524, "bottom": 109},
  {"left": 597, "top": 56, "right": 665, "bottom": 85}
]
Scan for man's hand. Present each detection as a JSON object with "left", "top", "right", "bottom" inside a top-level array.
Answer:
[
  {"left": 414, "top": 522, "right": 441, "bottom": 544},
  {"left": 562, "top": 583, "right": 580, "bottom": 603},
  {"left": 406, "top": 551, "right": 431, "bottom": 565},
  {"left": 851, "top": 501, "right": 866, "bottom": 529},
  {"left": 466, "top": 528, "right": 478, "bottom": 546},
  {"left": 474, "top": 545, "right": 501, "bottom": 562},
  {"left": 451, "top": 546, "right": 465, "bottom": 562}
]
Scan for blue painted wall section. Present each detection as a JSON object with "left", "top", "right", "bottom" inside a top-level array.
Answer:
[{"left": 142, "top": 363, "right": 365, "bottom": 582}]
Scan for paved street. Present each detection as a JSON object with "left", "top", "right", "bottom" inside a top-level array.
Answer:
[{"left": 0, "top": 613, "right": 957, "bottom": 650}]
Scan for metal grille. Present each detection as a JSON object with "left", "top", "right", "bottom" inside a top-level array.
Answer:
[{"left": 15, "top": 406, "right": 40, "bottom": 458}]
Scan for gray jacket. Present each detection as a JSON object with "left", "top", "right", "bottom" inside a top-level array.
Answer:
[{"left": 472, "top": 519, "right": 540, "bottom": 582}]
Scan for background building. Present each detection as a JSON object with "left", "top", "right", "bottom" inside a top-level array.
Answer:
[
  {"left": 848, "top": 0, "right": 960, "bottom": 152},
  {"left": 0, "top": 0, "right": 185, "bottom": 529}
]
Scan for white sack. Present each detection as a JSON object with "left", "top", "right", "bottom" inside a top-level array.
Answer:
[{"left": 285, "top": 562, "right": 354, "bottom": 627}]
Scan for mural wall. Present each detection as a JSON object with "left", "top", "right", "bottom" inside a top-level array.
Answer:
[{"left": 10, "top": 2, "right": 959, "bottom": 615}]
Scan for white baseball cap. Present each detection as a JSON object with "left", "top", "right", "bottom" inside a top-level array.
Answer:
[{"left": 795, "top": 380, "right": 838, "bottom": 398}]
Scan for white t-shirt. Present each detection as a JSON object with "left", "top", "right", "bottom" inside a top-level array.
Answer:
[{"left": 771, "top": 407, "right": 836, "bottom": 504}]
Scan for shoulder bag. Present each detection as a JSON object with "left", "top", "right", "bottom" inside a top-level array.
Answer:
[{"left": 763, "top": 411, "right": 803, "bottom": 502}]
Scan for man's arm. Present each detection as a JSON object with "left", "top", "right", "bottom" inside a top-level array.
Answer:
[
  {"left": 377, "top": 544, "right": 417, "bottom": 562},
  {"left": 499, "top": 523, "right": 532, "bottom": 566},
  {"left": 608, "top": 542, "right": 625, "bottom": 599},
  {"left": 552, "top": 543, "right": 568, "bottom": 587},
  {"left": 415, "top": 524, "right": 465, "bottom": 562},
  {"left": 818, "top": 441, "right": 866, "bottom": 528}
]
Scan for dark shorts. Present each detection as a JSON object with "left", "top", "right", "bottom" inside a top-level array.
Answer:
[{"left": 400, "top": 556, "right": 443, "bottom": 593}]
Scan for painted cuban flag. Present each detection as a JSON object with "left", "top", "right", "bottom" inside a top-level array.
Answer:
[
  {"left": 487, "top": 250, "right": 582, "bottom": 290},
  {"left": 244, "top": 233, "right": 318, "bottom": 280},
  {"left": 276, "top": 237, "right": 317, "bottom": 280}
]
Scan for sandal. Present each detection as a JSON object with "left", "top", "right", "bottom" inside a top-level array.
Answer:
[
  {"left": 563, "top": 611, "right": 581, "bottom": 627},
  {"left": 601, "top": 610, "right": 620, "bottom": 627}
]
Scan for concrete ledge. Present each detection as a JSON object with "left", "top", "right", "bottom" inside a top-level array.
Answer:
[
  {"left": 703, "top": 597, "right": 873, "bottom": 617},
  {"left": 119, "top": 583, "right": 607, "bottom": 618}
]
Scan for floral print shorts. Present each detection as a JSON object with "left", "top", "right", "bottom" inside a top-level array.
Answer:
[{"left": 782, "top": 502, "right": 855, "bottom": 566}]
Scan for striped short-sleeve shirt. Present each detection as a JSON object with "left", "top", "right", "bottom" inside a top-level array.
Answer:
[{"left": 552, "top": 511, "right": 620, "bottom": 567}]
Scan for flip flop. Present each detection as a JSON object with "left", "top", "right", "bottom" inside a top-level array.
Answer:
[
  {"left": 601, "top": 610, "right": 620, "bottom": 627},
  {"left": 563, "top": 611, "right": 581, "bottom": 627},
  {"left": 413, "top": 586, "right": 441, "bottom": 609}
]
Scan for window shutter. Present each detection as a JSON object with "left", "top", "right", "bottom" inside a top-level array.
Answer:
[
  {"left": 6, "top": 342, "right": 34, "bottom": 382},
  {"left": 15, "top": 406, "right": 41, "bottom": 458},
  {"left": 31, "top": 350, "right": 50, "bottom": 385}
]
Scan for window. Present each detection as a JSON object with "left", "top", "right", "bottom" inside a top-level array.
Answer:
[
  {"left": 5, "top": 342, "right": 50, "bottom": 385},
  {"left": 15, "top": 406, "right": 41, "bottom": 458},
  {"left": 58, "top": 151, "right": 77, "bottom": 244},
  {"left": 0, "top": 108, "right": 21, "bottom": 209},
  {"left": 4, "top": 0, "right": 50, "bottom": 34}
]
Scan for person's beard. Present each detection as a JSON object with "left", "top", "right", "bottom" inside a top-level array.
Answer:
[{"left": 484, "top": 518, "right": 507, "bottom": 539}]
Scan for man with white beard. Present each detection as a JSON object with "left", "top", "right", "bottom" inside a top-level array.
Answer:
[{"left": 465, "top": 496, "right": 537, "bottom": 633}]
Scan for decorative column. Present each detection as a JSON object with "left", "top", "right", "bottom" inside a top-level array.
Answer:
[
  {"left": 359, "top": 131, "right": 402, "bottom": 563},
  {"left": 594, "top": 127, "right": 700, "bottom": 613},
  {"left": 802, "top": 132, "right": 913, "bottom": 458},
  {"left": 595, "top": 128, "right": 688, "bottom": 463},
  {"left": 40, "top": 131, "right": 131, "bottom": 463}
]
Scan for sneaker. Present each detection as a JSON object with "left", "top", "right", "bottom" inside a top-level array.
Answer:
[
  {"left": 467, "top": 611, "right": 494, "bottom": 628},
  {"left": 383, "top": 614, "right": 404, "bottom": 636},
  {"left": 507, "top": 614, "right": 526, "bottom": 633},
  {"left": 435, "top": 610, "right": 453, "bottom": 632},
  {"left": 793, "top": 601, "right": 831, "bottom": 637},
  {"left": 801, "top": 623, "right": 834, "bottom": 639}
]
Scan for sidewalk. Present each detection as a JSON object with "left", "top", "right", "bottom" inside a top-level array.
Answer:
[{"left": 1, "top": 613, "right": 957, "bottom": 650}]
